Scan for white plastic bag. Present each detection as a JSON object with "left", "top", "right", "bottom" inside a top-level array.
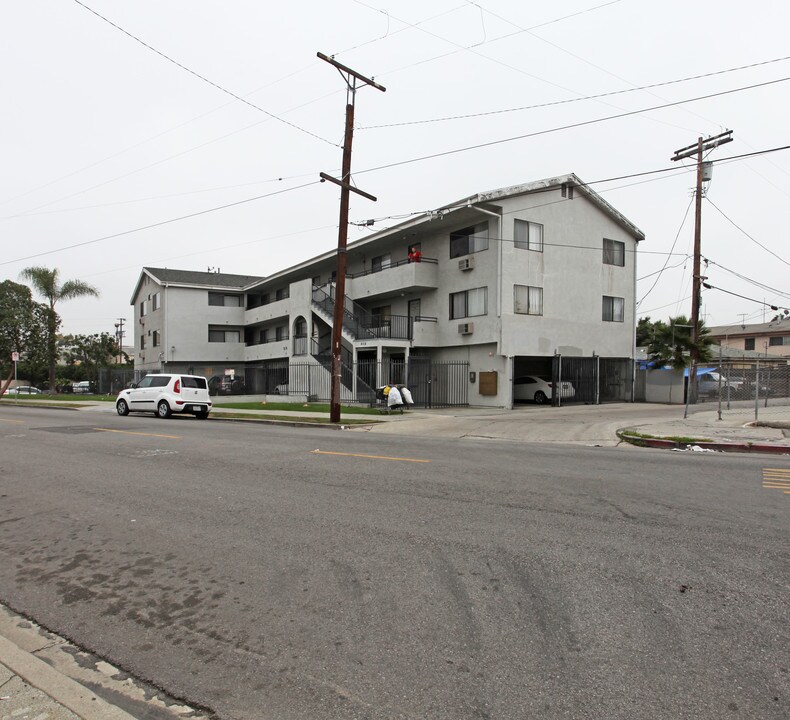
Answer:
[
  {"left": 400, "top": 386, "right": 414, "bottom": 405},
  {"left": 387, "top": 386, "right": 403, "bottom": 407}
]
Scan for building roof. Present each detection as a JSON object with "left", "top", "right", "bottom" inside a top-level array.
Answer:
[
  {"left": 708, "top": 319, "right": 790, "bottom": 337},
  {"left": 130, "top": 267, "right": 265, "bottom": 303}
]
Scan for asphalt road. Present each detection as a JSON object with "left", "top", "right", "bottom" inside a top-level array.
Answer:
[{"left": 1, "top": 406, "right": 788, "bottom": 719}]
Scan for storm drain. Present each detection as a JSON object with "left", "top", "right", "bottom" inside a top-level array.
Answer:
[{"left": 33, "top": 426, "right": 101, "bottom": 434}]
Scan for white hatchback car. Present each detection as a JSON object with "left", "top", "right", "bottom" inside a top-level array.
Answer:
[
  {"left": 513, "top": 375, "right": 576, "bottom": 404},
  {"left": 116, "top": 374, "right": 212, "bottom": 419}
]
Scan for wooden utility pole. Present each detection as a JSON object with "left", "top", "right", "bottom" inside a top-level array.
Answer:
[
  {"left": 318, "top": 52, "right": 385, "bottom": 423},
  {"left": 671, "top": 130, "right": 733, "bottom": 403}
]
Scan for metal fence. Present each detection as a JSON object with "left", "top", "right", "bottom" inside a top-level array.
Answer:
[
  {"left": 692, "top": 359, "right": 790, "bottom": 421},
  {"left": 552, "top": 356, "right": 633, "bottom": 406},
  {"left": 268, "top": 357, "right": 469, "bottom": 408}
]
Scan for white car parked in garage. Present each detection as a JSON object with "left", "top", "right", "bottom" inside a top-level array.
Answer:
[{"left": 513, "top": 375, "right": 576, "bottom": 404}]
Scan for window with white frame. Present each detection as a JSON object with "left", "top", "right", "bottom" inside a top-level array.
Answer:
[
  {"left": 602, "top": 238, "right": 625, "bottom": 267},
  {"left": 139, "top": 300, "right": 147, "bottom": 317},
  {"left": 450, "top": 287, "right": 487, "bottom": 320},
  {"left": 514, "top": 285, "right": 543, "bottom": 315},
  {"left": 140, "top": 335, "right": 146, "bottom": 350},
  {"left": 151, "top": 292, "right": 161, "bottom": 311},
  {"left": 450, "top": 222, "right": 489, "bottom": 258},
  {"left": 152, "top": 330, "right": 160, "bottom": 347},
  {"left": 602, "top": 295, "right": 625, "bottom": 322},
  {"left": 514, "top": 219, "right": 543, "bottom": 252},
  {"left": 208, "top": 327, "right": 241, "bottom": 342}
]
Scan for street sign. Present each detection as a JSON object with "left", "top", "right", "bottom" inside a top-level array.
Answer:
[{"left": 11, "top": 352, "right": 19, "bottom": 362}]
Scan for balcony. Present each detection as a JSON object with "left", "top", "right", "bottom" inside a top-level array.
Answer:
[{"left": 348, "top": 258, "right": 438, "bottom": 301}]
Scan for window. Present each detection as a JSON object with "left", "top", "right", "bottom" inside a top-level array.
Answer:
[
  {"left": 450, "top": 222, "right": 489, "bottom": 258},
  {"left": 181, "top": 376, "right": 207, "bottom": 389},
  {"left": 275, "top": 287, "right": 289, "bottom": 301},
  {"left": 151, "top": 292, "right": 161, "bottom": 311},
  {"left": 259, "top": 328, "right": 269, "bottom": 344},
  {"left": 140, "top": 335, "right": 146, "bottom": 350},
  {"left": 208, "top": 292, "right": 241, "bottom": 307},
  {"left": 450, "top": 287, "right": 488, "bottom": 320},
  {"left": 275, "top": 326, "right": 288, "bottom": 341},
  {"left": 602, "top": 295, "right": 625, "bottom": 322},
  {"left": 312, "top": 275, "right": 321, "bottom": 287},
  {"left": 371, "top": 254, "right": 391, "bottom": 272},
  {"left": 208, "top": 328, "right": 241, "bottom": 342},
  {"left": 152, "top": 330, "right": 160, "bottom": 347},
  {"left": 744, "top": 338, "right": 755, "bottom": 350},
  {"left": 603, "top": 238, "right": 625, "bottom": 267},
  {"left": 514, "top": 285, "right": 543, "bottom": 316},
  {"left": 514, "top": 220, "right": 543, "bottom": 252},
  {"left": 139, "top": 300, "right": 147, "bottom": 317},
  {"left": 150, "top": 376, "right": 170, "bottom": 387},
  {"left": 769, "top": 336, "right": 789, "bottom": 346}
]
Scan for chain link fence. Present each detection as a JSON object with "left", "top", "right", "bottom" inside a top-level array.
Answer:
[{"left": 693, "top": 359, "right": 790, "bottom": 421}]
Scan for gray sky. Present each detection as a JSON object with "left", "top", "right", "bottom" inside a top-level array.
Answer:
[{"left": 2, "top": 0, "right": 788, "bottom": 341}]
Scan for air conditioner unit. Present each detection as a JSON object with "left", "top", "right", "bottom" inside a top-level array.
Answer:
[
  {"left": 458, "top": 322, "right": 474, "bottom": 335},
  {"left": 458, "top": 257, "right": 475, "bottom": 271}
]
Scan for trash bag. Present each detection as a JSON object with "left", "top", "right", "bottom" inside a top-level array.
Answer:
[
  {"left": 387, "top": 386, "right": 403, "bottom": 407},
  {"left": 399, "top": 386, "right": 414, "bottom": 405}
]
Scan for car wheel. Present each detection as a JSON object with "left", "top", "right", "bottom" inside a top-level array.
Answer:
[
  {"left": 116, "top": 399, "right": 130, "bottom": 416},
  {"left": 195, "top": 410, "right": 209, "bottom": 420},
  {"left": 534, "top": 391, "right": 548, "bottom": 405},
  {"left": 156, "top": 400, "right": 172, "bottom": 418}
]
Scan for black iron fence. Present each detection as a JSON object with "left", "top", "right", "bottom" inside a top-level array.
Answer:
[
  {"left": 551, "top": 356, "right": 633, "bottom": 406},
  {"left": 255, "top": 357, "right": 468, "bottom": 408}
]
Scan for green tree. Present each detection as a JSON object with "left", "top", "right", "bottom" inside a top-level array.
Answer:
[
  {"left": 0, "top": 280, "right": 49, "bottom": 382},
  {"left": 62, "top": 333, "right": 122, "bottom": 384},
  {"left": 19, "top": 267, "right": 99, "bottom": 392},
  {"left": 638, "top": 315, "right": 714, "bottom": 369}
]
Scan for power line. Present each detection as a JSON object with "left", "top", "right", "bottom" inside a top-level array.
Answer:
[
  {"left": 704, "top": 259, "right": 790, "bottom": 299},
  {"left": 354, "top": 78, "right": 790, "bottom": 177},
  {"left": 72, "top": 0, "right": 338, "bottom": 148},
  {"left": 360, "top": 55, "right": 790, "bottom": 129},
  {"left": 705, "top": 197, "right": 790, "bottom": 266},
  {"left": 0, "top": 181, "right": 318, "bottom": 267},
  {"left": 701, "top": 282, "right": 790, "bottom": 312}
]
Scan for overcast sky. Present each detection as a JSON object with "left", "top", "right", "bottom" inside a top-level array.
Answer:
[{"left": 2, "top": 0, "right": 788, "bottom": 342}]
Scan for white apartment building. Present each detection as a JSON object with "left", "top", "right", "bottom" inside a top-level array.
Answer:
[{"left": 130, "top": 174, "right": 644, "bottom": 407}]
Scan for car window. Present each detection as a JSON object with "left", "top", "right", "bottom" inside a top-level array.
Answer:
[
  {"left": 151, "top": 376, "right": 171, "bottom": 387},
  {"left": 181, "top": 376, "right": 207, "bottom": 389},
  {"left": 538, "top": 375, "right": 551, "bottom": 382},
  {"left": 136, "top": 376, "right": 154, "bottom": 388}
]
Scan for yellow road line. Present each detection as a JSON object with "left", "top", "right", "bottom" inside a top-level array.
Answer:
[
  {"left": 0, "top": 418, "right": 24, "bottom": 424},
  {"left": 763, "top": 468, "right": 790, "bottom": 472},
  {"left": 94, "top": 428, "right": 180, "bottom": 439},
  {"left": 762, "top": 473, "right": 790, "bottom": 479},
  {"left": 311, "top": 449, "right": 430, "bottom": 463},
  {"left": 762, "top": 483, "right": 790, "bottom": 489}
]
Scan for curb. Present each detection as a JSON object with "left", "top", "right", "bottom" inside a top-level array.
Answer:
[
  {"left": 616, "top": 429, "right": 790, "bottom": 455},
  {"left": 0, "top": 634, "right": 138, "bottom": 720}
]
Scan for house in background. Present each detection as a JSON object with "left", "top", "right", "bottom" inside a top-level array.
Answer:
[
  {"left": 129, "top": 174, "right": 644, "bottom": 407},
  {"left": 708, "top": 319, "right": 790, "bottom": 358}
]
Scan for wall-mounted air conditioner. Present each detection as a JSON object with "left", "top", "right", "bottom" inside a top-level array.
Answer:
[
  {"left": 458, "top": 322, "right": 474, "bottom": 335},
  {"left": 458, "top": 257, "right": 475, "bottom": 271}
]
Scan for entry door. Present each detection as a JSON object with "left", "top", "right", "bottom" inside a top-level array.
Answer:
[{"left": 408, "top": 299, "right": 421, "bottom": 321}]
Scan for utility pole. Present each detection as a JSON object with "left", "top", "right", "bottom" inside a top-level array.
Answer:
[
  {"left": 114, "top": 318, "right": 125, "bottom": 364},
  {"left": 318, "top": 52, "right": 385, "bottom": 423},
  {"left": 671, "top": 130, "right": 733, "bottom": 403}
]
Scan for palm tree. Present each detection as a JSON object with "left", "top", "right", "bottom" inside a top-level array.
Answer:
[
  {"left": 20, "top": 267, "right": 99, "bottom": 392},
  {"left": 644, "top": 315, "right": 714, "bottom": 369}
]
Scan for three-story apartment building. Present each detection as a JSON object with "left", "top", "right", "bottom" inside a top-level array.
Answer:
[{"left": 130, "top": 174, "right": 644, "bottom": 407}]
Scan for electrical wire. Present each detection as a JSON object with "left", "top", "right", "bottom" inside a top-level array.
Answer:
[
  {"left": 701, "top": 282, "right": 790, "bottom": 312},
  {"left": 354, "top": 79, "right": 790, "bottom": 177},
  {"left": 72, "top": 0, "right": 338, "bottom": 148},
  {"left": 0, "top": 181, "right": 319, "bottom": 267},
  {"left": 360, "top": 55, "right": 790, "bottom": 129},
  {"left": 636, "top": 197, "right": 694, "bottom": 308},
  {"left": 705, "top": 197, "right": 790, "bottom": 266},
  {"left": 704, "top": 259, "right": 790, "bottom": 299}
]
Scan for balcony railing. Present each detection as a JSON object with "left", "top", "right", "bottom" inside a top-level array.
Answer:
[{"left": 346, "top": 256, "right": 437, "bottom": 279}]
